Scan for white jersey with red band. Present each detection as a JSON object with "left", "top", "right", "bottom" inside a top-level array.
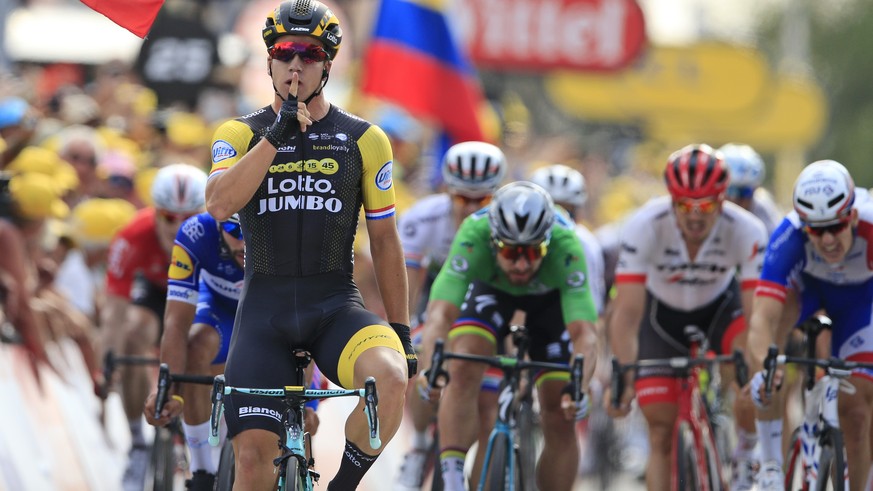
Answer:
[
  {"left": 397, "top": 193, "right": 457, "bottom": 272},
  {"left": 616, "top": 196, "right": 768, "bottom": 311}
]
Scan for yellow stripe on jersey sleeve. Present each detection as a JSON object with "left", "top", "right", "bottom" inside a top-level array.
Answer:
[
  {"left": 209, "top": 120, "right": 255, "bottom": 178},
  {"left": 357, "top": 125, "right": 396, "bottom": 220}
]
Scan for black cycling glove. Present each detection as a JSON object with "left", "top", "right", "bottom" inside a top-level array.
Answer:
[
  {"left": 263, "top": 97, "right": 300, "bottom": 149},
  {"left": 390, "top": 322, "right": 418, "bottom": 378}
]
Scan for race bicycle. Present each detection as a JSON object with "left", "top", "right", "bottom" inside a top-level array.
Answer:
[
  {"left": 208, "top": 349, "right": 381, "bottom": 490},
  {"left": 762, "top": 315, "right": 873, "bottom": 491},
  {"left": 610, "top": 325, "right": 748, "bottom": 491},
  {"left": 425, "top": 325, "right": 585, "bottom": 491}
]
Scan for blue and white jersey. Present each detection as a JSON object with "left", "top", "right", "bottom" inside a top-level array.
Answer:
[
  {"left": 757, "top": 201, "right": 873, "bottom": 364},
  {"left": 167, "top": 212, "right": 244, "bottom": 312}
]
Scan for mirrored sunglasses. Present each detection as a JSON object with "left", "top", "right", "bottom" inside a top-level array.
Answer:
[
  {"left": 268, "top": 42, "right": 330, "bottom": 64},
  {"left": 492, "top": 238, "right": 548, "bottom": 262},
  {"left": 221, "top": 220, "right": 243, "bottom": 240},
  {"left": 805, "top": 217, "right": 851, "bottom": 237},
  {"left": 675, "top": 197, "right": 720, "bottom": 215}
]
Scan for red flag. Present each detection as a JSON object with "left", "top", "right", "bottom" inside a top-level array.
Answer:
[{"left": 80, "top": 0, "right": 165, "bottom": 38}]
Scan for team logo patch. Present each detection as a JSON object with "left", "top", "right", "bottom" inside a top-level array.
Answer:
[
  {"left": 212, "top": 140, "right": 237, "bottom": 163},
  {"left": 567, "top": 271, "right": 586, "bottom": 288},
  {"left": 336, "top": 133, "right": 348, "bottom": 141},
  {"left": 168, "top": 245, "right": 195, "bottom": 280},
  {"left": 450, "top": 255, "right": 469, "bottom": 272},
  {"left": 376, "top": 161, "right": 393, "bottom": 190}
]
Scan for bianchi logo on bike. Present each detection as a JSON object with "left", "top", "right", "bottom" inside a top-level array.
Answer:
[{"left": 238, "top": 406, "right": 282, "bottom": 421}]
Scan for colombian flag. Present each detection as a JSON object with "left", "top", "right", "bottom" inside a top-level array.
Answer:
[
  {"left": 361, "top": 0, "right": 487, "bottom": 143},
  {"left": 80, "top": 0, "right": 164, "bottom": 38}
]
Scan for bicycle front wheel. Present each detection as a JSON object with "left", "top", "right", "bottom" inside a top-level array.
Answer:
[
  {"left": 149, "top": 426, "right": 176, "bottom": 491},
  {"left": 516, "top": 397, "right": 542, "bottom": 491},
  {"left": 481, "top": 433, "right": 512, "bottom": 491},
  {"left": 216, "top": 440, "right": 235, "bottom": 490},
  {"left": 785, "top": 427, "right": 808, "bottom": 491},
  {"left": 815, "top": 427, "right": 847, "bottom": 491},
  {"left": 674, "top": 422, "right": 702, "bottom": 491},
  {"left": 282, "top": 456, "right": 307, "bottom": 491}
]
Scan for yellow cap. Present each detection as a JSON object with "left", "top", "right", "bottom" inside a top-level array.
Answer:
[
  {"left": 8, "top": 173, "right": 70, "bottom": 220},
  {"left": 7, "top": 146, "right": 80, "bottom": 192},
  {"left": 166, "top": 112, "right": 210, "bottom": 149},
  {"left": 134, "top": 166, "right": 160, "bottom": 208},
  {"left": 70, "top": 198, "right": 138, "bottom": 246}
]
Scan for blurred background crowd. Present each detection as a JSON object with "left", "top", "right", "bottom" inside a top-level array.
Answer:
[{"left": 0, "top": 0, "right": 872, "bottom": 486}]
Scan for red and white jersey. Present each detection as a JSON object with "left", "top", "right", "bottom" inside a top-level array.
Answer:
[
  {"left": 616, "top": 196, "right": 768, "bottom": 311},
  {"left": 106, "top": 207, "right": 170, "bottom": 299},
  {"left": 398, "top": 193, "right": 458, "bottom": 271}
]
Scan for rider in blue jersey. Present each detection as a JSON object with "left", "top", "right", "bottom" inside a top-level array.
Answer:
[
  {"left": 143, "top": 212, "right": 323, "bottom": 490},
  {"left": 748, "top": 160, "right": 873, "bottom": 491}
]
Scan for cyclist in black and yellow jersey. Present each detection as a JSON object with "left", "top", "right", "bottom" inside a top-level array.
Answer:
[{"left": 204, "top": 1, "right": 416, "bottom": 489}]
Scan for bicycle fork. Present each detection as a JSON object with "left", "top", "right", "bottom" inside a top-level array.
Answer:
[{"left": 801, "top": 376, "right": 848, "bottom": 490}]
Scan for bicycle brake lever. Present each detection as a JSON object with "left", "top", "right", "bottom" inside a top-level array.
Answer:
[
  {"left": 208, "top": 375, "right": 225, "bottom": 446},
  {"left": 733, "top": 350, "right": 749, "bottom": 387},
  {"left": 155, "top": 363, "right": 170, "bottom": 420},
  {"left": 610, "top": 358, "right": 623, "bottom": 409},
  {"left": 763, "top": 345, "right": 779, "bottom": 397}
]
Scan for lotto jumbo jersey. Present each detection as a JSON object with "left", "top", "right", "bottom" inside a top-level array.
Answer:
[{"left": 209, "top": 104, "right": 396, "bottom": 277}]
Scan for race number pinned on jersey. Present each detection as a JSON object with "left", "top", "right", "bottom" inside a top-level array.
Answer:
[{"left": 376, "top": 161, "right": 393, "bottom": 191}]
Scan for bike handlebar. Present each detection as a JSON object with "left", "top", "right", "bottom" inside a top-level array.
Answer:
[
  {"left": 208, "top": 376, "right": 383, "bottom": 450},
  {"left": 426, "top": 338, "right": 586, "bottom": 403},
  {"left": 762, "top": 343, "right": 873, "bottom": 394},
  {"left": 610, "top": 350, "right": 748, "bottom": 408},
  {"left": 153, "top": 363, "right": 217, "bottom": 419}
]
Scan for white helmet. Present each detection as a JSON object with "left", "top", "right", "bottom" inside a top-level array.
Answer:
[
  {"left": 529, "top": 164, "right": 587, "bottom": 207},
  {"left": 719, "top": 143, "right": 765, "bottom": 189},
  {"left": 151, "top": 163, "right": 207, "bottom": 213},
  {"left": 488, "top": 182, "right": 555, "bottom": 245},
  {"left": 442, "top": 141, "right": 507, "bottom": 198},
  {"left": 792, "top": 160, "right": 855, "bottom": 225}
]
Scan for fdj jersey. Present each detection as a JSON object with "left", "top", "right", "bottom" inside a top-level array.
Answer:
[
  {"left": 209, "top": 105, "right": 396, "bottom": 277},
  {"left": 758, "top": 202, "right": 873, "bottom": 367}
]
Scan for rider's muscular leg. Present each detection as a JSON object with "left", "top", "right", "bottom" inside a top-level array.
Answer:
[
  {"left": 344, "top": 346, "right": 408, "bottom": 450},
  {"left": 121, "top": 307, "right": 158, "bottom": 420},
  {"left": 437, "top": 334, "right": 491, "bottom": 489},
  {"left": 537, "top": 381, "right": 580, "bottom": 491},
  {"left": 838, "top": 376, "right": 873, "bottom": 491},
  {"left": 182, "top": 325, "right": 221, "bottom": 425},
  {"left": 233, "top": 429, "right": 281, "bottom": 490},
  {"left": 329, "top": 347, "right": 407, "bottom": 490},
  {"left": 641, "top": 401, "right": 679, "bottom": 491}
]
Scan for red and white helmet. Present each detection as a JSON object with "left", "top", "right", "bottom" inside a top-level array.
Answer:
[
  {"left": 664, "top": 144, "right": 730, "bottom": 200},
  {"left": 151, "top": 163, "right": 207, "bottom": 213}
]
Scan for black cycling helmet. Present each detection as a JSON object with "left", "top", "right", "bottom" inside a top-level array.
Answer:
[{"left": 263, "top": 0, "right": 343, "bottom": 60}]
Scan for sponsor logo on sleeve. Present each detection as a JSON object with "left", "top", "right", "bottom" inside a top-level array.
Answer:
[
  {"left": 376, "top": 161, "right": 393, "bottom": 191},
  {"left": 567, "top": 271, "right": 587, "bottom": 288},
  {"left": 212, "top": 140, "right": 237, "bottom": 163},
  {"left": 450, "top": 255, "right": 469, "bottom": 272},
  {"left": 168, "top": 245, "right": 195, "bottom": 280}
]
